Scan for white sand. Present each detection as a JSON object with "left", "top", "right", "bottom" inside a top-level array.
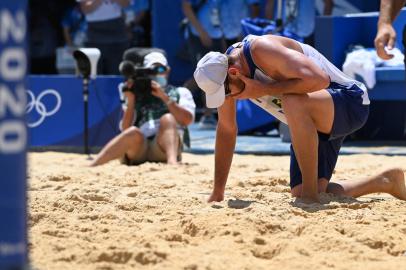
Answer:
[{"left": 28, "top": 152, "right": 406, "bottom": 269}]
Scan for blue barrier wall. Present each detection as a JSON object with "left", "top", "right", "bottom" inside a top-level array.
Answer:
[
  {"left": 315, "top": 10, "right": 406, "bottom": 68},
  {"left": 315, "top": 10, "right": 406, "bottom": 139},
  {"left": 315, "top": 10, "right": 405, "bottom": 101},
  {"left": 27, "top": 76, "right": 122, "bottom": 147},
  {"left": 0, "top": 1, "right": 28, "bottom": 268}
]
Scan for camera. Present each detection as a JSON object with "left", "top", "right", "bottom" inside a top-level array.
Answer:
[
  {"left": 119, "top": 60, "right": 163, "bottom": 97},
  {"left": 73, "top": 48, "right": 101, "bottom": 79},
  {"left": 119, "top": 48, "right": 167, "bottom": 97}
]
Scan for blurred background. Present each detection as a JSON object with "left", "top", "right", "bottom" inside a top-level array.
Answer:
[{"left": 26, "top": 0, "right": 406, "bottom": 151}]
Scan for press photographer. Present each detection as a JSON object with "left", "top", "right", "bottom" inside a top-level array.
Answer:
[{"left": 91, "top": 51, "right": 196, "bottom": 166}]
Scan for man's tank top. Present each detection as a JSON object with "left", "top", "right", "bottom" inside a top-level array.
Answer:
[{"left": 237, "top": 35, "right": 369, "bottom": 124}]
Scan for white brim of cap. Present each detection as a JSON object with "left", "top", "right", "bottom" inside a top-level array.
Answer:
[{"left": 205, "top": 84, "right": 225, "bottom": 108}]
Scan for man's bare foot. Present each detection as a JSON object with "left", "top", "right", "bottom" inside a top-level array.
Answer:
[
  {"left": 300, "top": 190, "right": 320, "bottom": 204},
  {"left": 378, "top": 168, "right": 406, "bottom": 200},
  {"left": 299, "top": 196, "right": 320, "bottom": 204},
  {"left": 207, "top": 191, "right": 224, "bottom": 203},
  {"left": 167, "top": 160, "right": 178, "bottom": 165}
]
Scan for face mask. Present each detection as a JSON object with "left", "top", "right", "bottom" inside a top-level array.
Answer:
[{"left": 152, "top": 75, "right": 167, "bottom": 87}]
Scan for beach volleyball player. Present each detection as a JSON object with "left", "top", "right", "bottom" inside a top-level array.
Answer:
[{"left": 194, "top": 34, "right": 406, "bottom": 203}]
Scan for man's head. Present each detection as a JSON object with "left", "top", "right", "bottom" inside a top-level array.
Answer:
[
  {"left": 143, "top": 52, "right": 171, "bottom": 87},
  {"left": 194, "top": 49, "right": 246, "bottom": 108}
]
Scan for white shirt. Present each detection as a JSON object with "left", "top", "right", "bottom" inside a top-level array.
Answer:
[{"left": 139, "top": 87, "right": 196, "bottom": 138}]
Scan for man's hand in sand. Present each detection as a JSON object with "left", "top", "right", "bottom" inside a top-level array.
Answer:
[
  {"left": 207, "top": 191, "right": 224, "bottom": 203},
  {"left": 374, "top": 23, "right": 397, "bottom": 60}
]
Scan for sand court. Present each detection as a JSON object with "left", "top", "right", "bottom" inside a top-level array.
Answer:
[{"left": 28, "top": 152, "right": 406, "bottom": 269}]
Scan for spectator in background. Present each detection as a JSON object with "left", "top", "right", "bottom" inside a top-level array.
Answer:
[
  {"left": 91, "top": 52, "right": 196, "bottom": 166},
  {"left": 80, "top": 0, "right": 130, "bottom": 75},
  {"left": 265, "top": 0, "right": 333, "bottom": 20},
  {"left": 264, "top": 0, "right": 275, "bottom": 19},
  {"left": 30, "top": 0, "right": 67, "bottom": 74},
  {"left": 182, "top": 0, "right": 225, "bottom": 129},
  {"left": 374, "top": 0, "right": 406, "bottom": 63},
  {"left": 124, "top": 0, "right": 151, "bottom": 47},
  {"left": 220, "top": 0, "right": 261, "bottom": 47},
  {"left": 264, "top": 0, "right": 333, "bottom": 46},
  {"left": 61, "top": 3, "right": 87, "bottom": 47},
  {"left": 182, "top": 0, "right": 225, "bottom": 65}
]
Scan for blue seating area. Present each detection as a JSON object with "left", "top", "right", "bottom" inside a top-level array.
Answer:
[
  {"left": 315, "top": 10, "right": 405, "bottom": 140},
  {"left": 315, "top": 10, "right": 405, "bottom": 101},
  {"left": 27, "top": 5, "right": 406, "bottom": 147}
]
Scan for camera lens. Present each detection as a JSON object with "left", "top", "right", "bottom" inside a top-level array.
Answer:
[{"left": 155, "top": 66, "right": 167, "bottom": 74}]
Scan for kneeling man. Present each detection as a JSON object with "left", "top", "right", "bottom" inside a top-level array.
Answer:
[{"left": 194, "top": 34, "right": 406, "bottom": 203}]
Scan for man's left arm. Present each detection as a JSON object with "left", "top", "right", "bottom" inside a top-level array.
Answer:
[
  {"left": 236, "top": 40, "right": 330, "bottom": 99},
  {"left": 151, "top": 82, "right": 195, "bottom": 126}
]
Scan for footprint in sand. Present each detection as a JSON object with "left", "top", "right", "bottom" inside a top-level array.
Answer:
[
  {"left": 255, "top": 167, "right": 269, "bottom": 173},
  {"left": 134, "top": 250, "right": 167, "bottom": 265},
  {"left": 251, "top": 247, "right": 280, "bottom": 260},
  {"left": 164, "top": 233, "right": 189, "bottom": 244},
  {"left": 81, "top": 193, "right": 111, "bottom": 202},
  {"left": 48, "top": 174, "right": 71, "bottom": 182},
  {"left": 253, "top": 237, "right": 266, "bottom": 245},
  {"left": 42, "top": 229, "right": 68, "bottom": 238},
  {"left": 29, "top": 213, "right": 47, "bottom": 226},
  {"left": 127, "top": 192, "right": 137, "bottom": 198},
  {"left": 117, "top": 203, "right": 140, "bottom": 211},
  {"left": 227, "top": 199, "right": 253, "bottom": 209},
  {"left": 96, "top": 251, "right": 132, "bottom": 264}
]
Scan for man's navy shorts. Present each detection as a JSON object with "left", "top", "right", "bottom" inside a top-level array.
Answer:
[{"left": 289, "top": 82, "right": 369, "bottom": 189}]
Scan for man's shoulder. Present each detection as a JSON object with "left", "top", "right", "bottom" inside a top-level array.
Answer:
[
  {"left": 251, "top": 36, "right": 292, "bottom": 60},
  {"left": 253, "top": 35, "right": 283, "bottom": 50}
]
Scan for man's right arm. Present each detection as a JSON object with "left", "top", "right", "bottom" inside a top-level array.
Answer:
[
  {"left": 208, "top": 98, "right": 238, "bottom": 202},
  {"left": 375, "top": 0, "right": 406, "bottom": 59},
  {"left": 379, "top": 0, "right": 406, "bottom": 24}
]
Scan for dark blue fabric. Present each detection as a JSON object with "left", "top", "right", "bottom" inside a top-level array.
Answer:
[
  {"left": 327, "top": 82, "right": 369, "bottom": 140},
  {"left": 290, "top": 136, "right": 344, "bottom": 189},
  {"left": 242, "top": 39, "right": 257, "bottom": 78},
  {"left": 289, "top": 83, "right": 369, "bottom": 188},
  {"left": 225, "top": 44, "right": 235, "bottom": 55}
]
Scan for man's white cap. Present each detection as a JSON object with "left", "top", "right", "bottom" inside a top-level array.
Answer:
[
  {"left": 194, "top": 51, "right": 228, "bottom": 108},
  {"left": 143, "top": 52, "right": 168, "bottom": 68}
]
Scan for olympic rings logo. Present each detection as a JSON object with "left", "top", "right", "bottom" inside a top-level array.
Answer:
[{"left": 26, "top": 89, "right": 62, "bottom": 128}]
